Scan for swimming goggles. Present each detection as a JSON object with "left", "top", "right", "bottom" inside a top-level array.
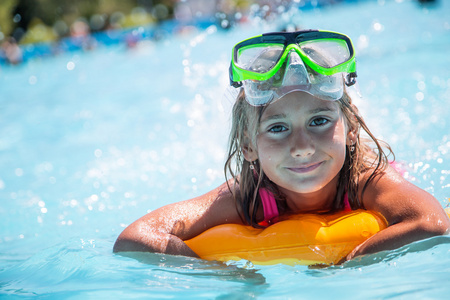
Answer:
[{"left": 229, "top": 29, "right": 357, "bottom": 105}]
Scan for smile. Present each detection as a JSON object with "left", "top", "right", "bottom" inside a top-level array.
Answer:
[{"left": 287, "top": 162, "right": 323, "bottom": 174}]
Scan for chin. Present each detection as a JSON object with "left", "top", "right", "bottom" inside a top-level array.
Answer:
[{"left": 279, "top": 181, "right": 330, "bottom": 195}]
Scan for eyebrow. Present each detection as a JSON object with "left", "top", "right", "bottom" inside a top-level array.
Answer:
[
  {"left": 308, "top": 106, "right": 337, "bottom": 114},
  {"left": 260, "top": 113, "right": 287, "bottom": 123},
  {"left": 261, "top": 105, "right": 338, "bottom": 122}
]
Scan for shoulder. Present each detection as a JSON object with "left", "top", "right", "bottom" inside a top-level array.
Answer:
[
  {"left": 113, "top": 181, "right": 244, "bottom": 253},
  {"left": 359, "top": 164, "right": 449, "bottom": 231},
  {"left": 133, "top": 181, "right": 244, "bottom": 239},
  {"left": 163, "top": 181, "right": 244, "bottom": 229}
]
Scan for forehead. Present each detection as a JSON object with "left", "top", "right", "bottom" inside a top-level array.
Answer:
[{"left": 260, "top": 92, "right": 340, "bottom": 120}]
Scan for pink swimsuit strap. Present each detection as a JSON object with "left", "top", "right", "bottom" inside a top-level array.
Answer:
[
  {"left": 343, "top": 192, "right": 351, "bottom": 211},
  {"left": 259, "top": 188, "right": 279, "bottom": 225}
]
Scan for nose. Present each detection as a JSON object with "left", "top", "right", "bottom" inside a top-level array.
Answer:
[
  {"left": 282, "top": 50, "right": 310, "bottom": 86},
  {"left": 290, "top": 130, "right": 315, "bottom": 158}
]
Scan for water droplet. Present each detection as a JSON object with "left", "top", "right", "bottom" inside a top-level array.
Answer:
[
  {"left": 67, "top": 61, "right": 75, "bottom": 70},
  {"left": 94, "top": 149, "right": 103, "bottom": 158},
  {"left": 417, "top": 81, "right": 426, "bottom": 91},
  {"left": 373, "top": 22, "right": 384, "bottom": 31},
  {"left": 15, "top": 168, "right": 23, "bottom": 176},
  {"left": 28, "top": 75, "right": 37, "bottom": 85},
  {"left": 415, "top": 92, "right": 424, "bottom": 101}
]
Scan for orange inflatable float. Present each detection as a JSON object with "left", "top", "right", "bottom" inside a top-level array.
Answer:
[{"left": 185, "top": 210, "right": 387, "bottom": 266}]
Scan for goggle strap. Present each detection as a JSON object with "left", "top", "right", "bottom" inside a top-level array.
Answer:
[
  {"left": 229, "top": 64, "right": 243, "bottom": 88},
  {"left": 345, "top": 72, "right": 357, "bottom": 87}
]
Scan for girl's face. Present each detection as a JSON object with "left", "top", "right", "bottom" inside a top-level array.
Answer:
[{"left": 249, "top": 92, "right": 353, "bottom": 211}]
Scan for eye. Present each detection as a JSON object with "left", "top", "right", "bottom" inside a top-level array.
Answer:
[
  {"left": 310, "top": 117, "right": 329, "bottom": 126},
  {"left": 269, "top": 124, "right": 288, "bottom": 133}
]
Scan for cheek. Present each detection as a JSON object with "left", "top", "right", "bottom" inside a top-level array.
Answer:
[
  {"left": 330, "top": 123, "right": 348, "bottom": 160},
  {"left": 256, "top": 140, "right": 274, "bottom": 163},
  {"left": 257, "top": 135, "right": 276, "bottom": 154},
  {"left": 322, "top": 120, "right": 348, "bottom": 157},
  {"left": 333, "top": 142, "right": 347, "bottom": 166},
  {"left": 256, "top": 136, "right": 285, "bottom": 168}
]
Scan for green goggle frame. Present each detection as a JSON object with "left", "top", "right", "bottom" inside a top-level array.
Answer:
[{"left": 229, "top": 29, "right": 357, "bottom": 88}]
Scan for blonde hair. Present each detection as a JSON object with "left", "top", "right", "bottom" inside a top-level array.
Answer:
[{"left": 224, "top": 89, "right": 393, "bottom": 227}]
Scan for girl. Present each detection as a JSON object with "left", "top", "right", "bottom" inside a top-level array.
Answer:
[{"left": 113, "top": 30, "right": 449, "bottom": 261}]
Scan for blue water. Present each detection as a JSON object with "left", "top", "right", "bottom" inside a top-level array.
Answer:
[{"left": 1, "top": 0, "right": 450, "bottom": 298}]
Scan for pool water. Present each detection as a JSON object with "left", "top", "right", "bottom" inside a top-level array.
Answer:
[{"left": 1, "top": 0, "right": 450, "bottom": 298}]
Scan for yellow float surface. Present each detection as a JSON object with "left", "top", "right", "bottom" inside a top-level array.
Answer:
[{"left": 185, "top": 210, "right": 387, "bottom": 266}]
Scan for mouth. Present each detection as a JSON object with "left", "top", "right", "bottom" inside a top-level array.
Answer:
[{"left": 287, "top": 161, "right": 324, "bottom": 174}]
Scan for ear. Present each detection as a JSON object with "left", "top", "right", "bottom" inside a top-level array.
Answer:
[
  {"left": 345, "top": 104, "right": 359, "bottom": 146},
  {"left": 346, "top": 126, "right": 357, "bottom": 146},
  {"left": 242, "top": 134, "right": 258, "bottom": 162}
]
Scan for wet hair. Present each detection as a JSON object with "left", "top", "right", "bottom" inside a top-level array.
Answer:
[{"left": 224, "top": 88, "right": 393, "bottom": 227}]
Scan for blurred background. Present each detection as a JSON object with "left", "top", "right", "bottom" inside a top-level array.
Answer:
[
  {"left": 1, "top": 0, "right": 449, "bottom": 298},
  {"left": 3, "top": 0, "right": 437, "bottom": 65},
  {"left": 0, "top": 0, "right": 305, "bottom": 64}
]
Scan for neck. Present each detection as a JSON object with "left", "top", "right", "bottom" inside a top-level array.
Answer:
[{"left": 281, "top": 175, "right": 339, "bottom": 213}]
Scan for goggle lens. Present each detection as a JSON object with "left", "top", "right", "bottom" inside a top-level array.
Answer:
[
  {"left": 235, "top": 38, "right": 352, "bottom": 75},
  {"left": 235, "top": 43, "right": 284, "bottom": 73},
  {"left": 298, "top": 38, "right": 351, "bottom": 68}
]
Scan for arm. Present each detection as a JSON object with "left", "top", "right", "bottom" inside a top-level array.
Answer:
[
  {"left": 113, "top": 182, "right": 243, "bottom": 256},
  {"left": 347, "top": 166, "right": 450, "bottom": 260}
]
